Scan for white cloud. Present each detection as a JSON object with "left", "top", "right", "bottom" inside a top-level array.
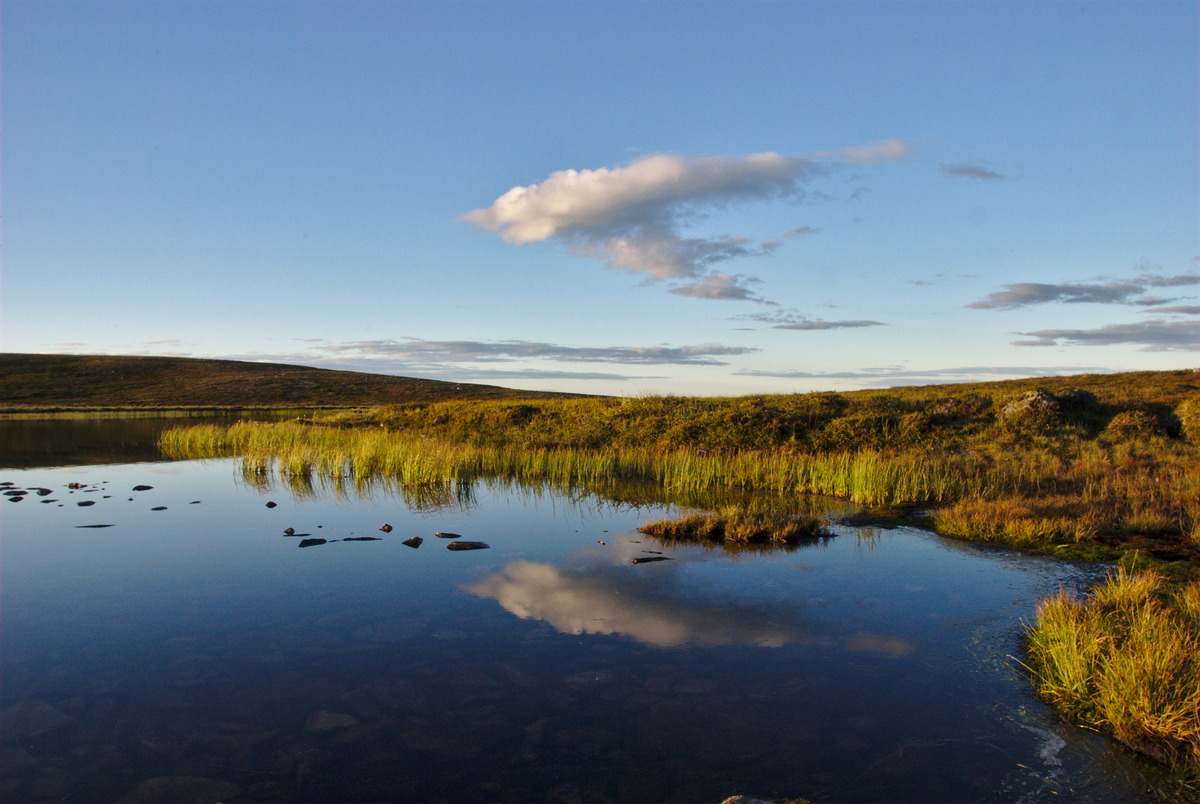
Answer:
[{"left": 462, "top": 144, "right": 911, "bottom": 301}]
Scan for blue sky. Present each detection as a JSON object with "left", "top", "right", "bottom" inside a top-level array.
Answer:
[{"left": 4, "top": 1, "right": 1197, "bottom": 396}]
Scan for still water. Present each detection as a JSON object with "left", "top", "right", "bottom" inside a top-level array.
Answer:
[{"left": 0, "top": 420, "right": 1170, "bottom": 803}]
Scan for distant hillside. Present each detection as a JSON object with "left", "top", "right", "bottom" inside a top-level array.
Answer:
[{"left": 0, "top": 353, "right": 587, "bottom": 409}]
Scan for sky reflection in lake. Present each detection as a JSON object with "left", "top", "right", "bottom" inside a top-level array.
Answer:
[{"left": 0, "top": 456, "right": 1172, "bottom": 803}]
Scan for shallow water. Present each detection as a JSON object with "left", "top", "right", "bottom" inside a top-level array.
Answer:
[{"left": 0, "top": 444, "right": 1171, "bottom": 802}]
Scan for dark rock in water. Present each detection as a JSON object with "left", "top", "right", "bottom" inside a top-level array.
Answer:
[
  {"left": 189, "top": 500, "right": 201, "bottom": 504},
  {"left": 34, "top": 488, "right": 53, "bottom": 496},
  {"left": 40, "top": 499, "right": 58, "bottom": 503},
  {"left": 114, "top": 776, "right": 242, "bottom": 804},
  {"left": 631, "top": 556, "right": 671, "bottom": 564},
  {"left": 151, "top": 506, "right": 168, "bottom": 511},
  {"left": 265, "top": 501, "right": 277, "bottom": 508},
  {"left": 298, "top": 538, "right": 327, "bottom": 548},
  {"left": 283, "top": 527, "right": 295, "bottom": 535},
  {"left": 447, "top": 540, "right": 490, "bottom": 551},
  {"left": 344, "top": 536, "right": 382, "bottom": 541},
  {"left": 76, "top": 500, "right": 96, "bottom": 507},
  {"left": 4, "top": 489, "right": 27, "bottom": 496},
  {"left": 435, "top": 531, "right": 462, "bottom": 539},
  {"left": 6, "top": 495, "right": 22, "bottom": 502},
  {"left": 380, "top": 523, "right": 393, "bottom": 532},
  {"left": 0, "top": 481, "right": 12, "bottom": 487},
  {"left": 76, "top": 524, "right": 116, "bottom": 529},
  {"left": 132, "top": 485, "right": 153, "bottom": 492},
  {"left": 402, "top": 536, "right": 424, "bottom": 549},
  {"left": 68, "top": 482, "right": 85, "bottom": 489},
  {"left": 282, "top": 532, "right": 311, "bottom": 537}
]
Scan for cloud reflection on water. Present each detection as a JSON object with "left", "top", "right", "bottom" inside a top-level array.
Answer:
[{"left": 466, "top": 557, "right": 915, "bottom": 659}]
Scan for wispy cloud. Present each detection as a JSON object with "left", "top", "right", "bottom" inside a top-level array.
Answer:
[
  {"left": 1142, "top": 305, "right": 1200, "bottom": 316},
  {"left": 783, "top": 225, "right": 820, "bottom": 238},
  {"left": 735, "top": 309, "right": 885, "bottom": 331},
  {"left": 668, "top": 272, "right": 771, "bottom": 302},
  {"left": 969, "top": 272, "right": 1199, "bottom": 311},
  {"left": 462, "top": 144, "right": 911, "bottom": 302},
  {"left": 1013, "top": 320, "right": 1200, "bottom": 351},
  {"left": 939, "top": 161, "right": 1007, "bottom": 181},
  {"left": 839, "top": 139, "right": 912, "bottom": 164},
  {"left": 309, "top": 338, "right": 757, "bottom": 366},
  {"left": 735, "top": 364, "right": 1111, "bottom": 386}
]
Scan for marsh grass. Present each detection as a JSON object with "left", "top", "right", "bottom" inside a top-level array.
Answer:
[
  {"left": 639, "top": 505, "right": 828, "bottom": 548},
  {"left": 1026, "top": 570, "right": 1200, "bottom": 788}
]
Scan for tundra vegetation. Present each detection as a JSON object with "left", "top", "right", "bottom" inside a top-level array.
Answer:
[{"left": 157, "top": 368, "right": 1200, "bottom": 788}]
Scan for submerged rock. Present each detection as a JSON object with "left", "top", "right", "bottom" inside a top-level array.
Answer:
[
  {"left": 402, "top": 536, "right": 424, "bottom": 549},
  {"left": 298, "top": 538, "right": 327, "bottom": 548},
  {"left": 265, "top": 501, "right": 277, "bottom": 508},
  {"left": 380, "top": 523, "right": 393, "bottom": 532},
  {"left": 76, "top": 500, "right": 96, "bottom": 507},
  {"left": 132, "top": 485, "right": 154, "bottom": 492},
  {"left": 447, "top": 541, "right": 490, "bottom": 551},
  {"left": 76, "top": 524, "right": 116, "bottom": 529},
  {"left": 283, "top": 527, "right": 295, "bottom": 535},
  {"left": 630, "top": 556, "right": 671, "bottom": 564},
  {"left": 151, "top": 506, "right": 168, "bottom": 511},
  {"left": 435, "top": 531, "right": 462, "bottom": 539},
  {"left": 344, "top": 536, "right": 382, "bottom": 541}
]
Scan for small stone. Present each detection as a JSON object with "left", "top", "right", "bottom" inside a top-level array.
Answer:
[
  {"left": 76, "top": 524, "right": 116, "bottom": 529},
  {"left": 298, "top": 538, "right": 327, "bottom": 548},
  {"left": 132, "top": 485, "right": 154, "bottom": 492},
  {"left": 435, "top": 531, "right": 461, "bottom": 539},
  {"left": 344, "top": 536, "right": 381, "bottom": 541},
  {"left": 283, "top": 527, "right": 295, "bottom": 535},
  {"left": 265, "top": 501, "right": 277, "bottom": 508},
  {"left": 379, "top": 523, "right": 393, "bottom": 533},
  {"left": 446, "top": 541, "right": 489, "bottom": 551},
  {"left": 151, "top": 506, "right": 167, "bottom": 511},
  {"left": 76, "top": 500, "right": 96, "bottom": 507},
  {"left": 631, "top": 556, "right": 671, "bottom": 564},
  {"left": 402, "top": 536, "right": 424, "bottom": 548}
]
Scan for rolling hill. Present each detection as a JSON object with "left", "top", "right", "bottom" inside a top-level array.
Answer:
[{"left": 0, "top": 353, "right": 587, "bottom": 409}]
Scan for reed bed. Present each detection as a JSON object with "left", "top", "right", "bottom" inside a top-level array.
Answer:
[{"left": 1026, "top": 570, "right": 1200, "bottom": 790}]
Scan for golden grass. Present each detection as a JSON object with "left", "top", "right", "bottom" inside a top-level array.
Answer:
[{"left": 1026, "top": 570, "right": 1200, "bottom": 784}]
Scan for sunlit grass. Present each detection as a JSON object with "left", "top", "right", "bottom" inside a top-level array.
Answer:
[{"left": 1025, "top": 570, "right": 1200, "bottom": 790}]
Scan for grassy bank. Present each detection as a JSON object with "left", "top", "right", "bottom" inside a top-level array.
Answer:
[{"left": 1026, "top": 570, "right": 1200, "bottom": 795}]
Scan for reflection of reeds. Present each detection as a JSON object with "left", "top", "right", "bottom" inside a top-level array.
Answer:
[{"left": 1025, "top": 570, "right": 1200, "bottom": 792}]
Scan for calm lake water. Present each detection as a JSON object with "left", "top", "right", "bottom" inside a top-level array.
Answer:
[{"left": 0, "top": 419, "right": 1171, "bottom": 803}]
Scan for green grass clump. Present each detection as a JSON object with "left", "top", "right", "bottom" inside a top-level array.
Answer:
[
  {"left": 639, "top": 506, "right": 827, "bottom": 547},
  {"left": 1026, "top": 570, "right": 1200, "bottom": 786}
]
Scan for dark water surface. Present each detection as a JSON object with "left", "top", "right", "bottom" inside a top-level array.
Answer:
[{"left": 0, "top": 426, "right": 1171, "bottom": 803}]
